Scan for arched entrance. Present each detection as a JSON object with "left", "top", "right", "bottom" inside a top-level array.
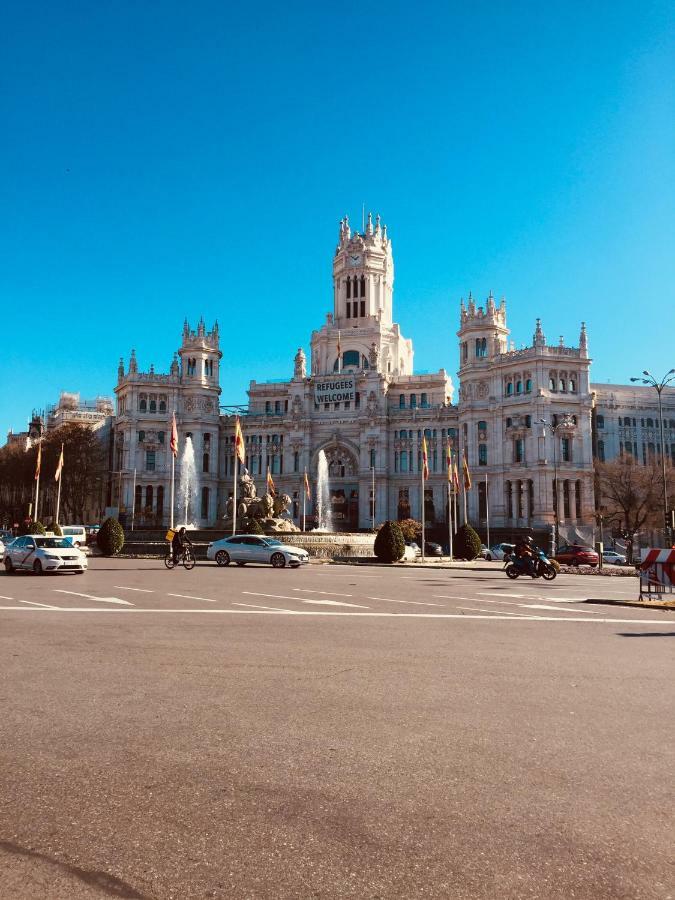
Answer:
[{"left": 316, "top": 444, "right": 359, "bottom": 531}]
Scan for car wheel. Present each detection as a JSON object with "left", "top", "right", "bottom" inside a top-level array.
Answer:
[
  {"left": 33, "top": 559, "right": 43, "bottom": 576},
  {"left": 4, "top": 557, "right": 14, "bottom": 574},
  {"left": 215, "top": 550, "right": 230, "bottom": 567},
  {"left": 271, "top": 552, "right": 286, "bottom": 569},
  {"left": 236, "top": 561, "right": 246, "bottom": 567},
  {"left": 571, "top": 558, "right": 581, "bottom": 567},
  {"left": 486, "top": 553, "right": 492, "bottom": 561},
  {"left": 75, "top": 570, "right": 85, "bottom": 575}
]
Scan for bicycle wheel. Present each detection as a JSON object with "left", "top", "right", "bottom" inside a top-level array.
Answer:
[
  {"left": 164, "top": 554, "right": 175, "bottom": 569},
  {"left": 183, "top": 550, "right": 196, "bottom": 570}
]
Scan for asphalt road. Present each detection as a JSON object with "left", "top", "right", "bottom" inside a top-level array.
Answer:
[{"left": 0, "top": 560, "right": 673, "bottom": 899}]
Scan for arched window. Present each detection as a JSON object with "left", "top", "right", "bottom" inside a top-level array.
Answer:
[
  {"left": 597, "top": 415, "right": 604, "bottom": 429},
  {"left": 516, "top": 381, "right": 522, "bottom": 394},
  {"left": 360, "top": 275, "right": 366, "bottom": 297},
  {"left": 646, "top": 417, "right": 654, "bottom": 427},
  {"left": 156, "top": 486, "right": 164, "bottom": 518},
  {"left": 549, "top": 376, "right": 556, "bottom": 391},
  {"left": 420, "top": 393, "right": 428, "bottom": 408},
  {"left": 400, "top": 450, "right": 408, "bottom": 472},
  {"left": 149, "top": 399, "right": 157, "bottom": 413},
  {"left": 525, "top": 415, "right": 532, "bottom": 428},
  {"left": 346, "top": 278, "right": 351, "bottom": 299},
  {"left": 559, "top": 378, "right": 566, "bottom": 392},
  {"left": 477, "top": 421, "right": 487, "bottom": 432},
  {"left": 506, "top": 418, "right": 512, "bottom": 428},
  {"left": 475, "top": 338, "right": 481, "bottom": 358},
  {"left": 203, "top": 452, "right": 209, "bottom": 473},
  {"left": 139, "top": 398, "right": 147, "bottom": 412},
  {"left": 506, "top": 382, "right": 513, "bottom": 396},
  {"left": 340, "top": 350, "right": 360, "bottom": 369},
  {"left": 134, "top": 485, "right": 142, "bottom": 513},
  {"left": 201, "top": 486, "right": 209, "bottom": 519},
  {"left": 159, "top": 399, "right": 166, "bottom": 412},
  {"left": 399, "top": 394, "right": 405, "bottom": 409},
  {"left": 478, "top": 444, "right": 487, "bottom": 466},
  {"left": 526, "top": 378, "right": 532, "bottom": 392},
  {"left": 145, "top": 485, "right": 153, "bottom": 510},
  {"left": 481, "top": 337, "right": 487, "bottom": 356},
  {"left": 410, "top": 394, "right": 417, "bottom": 409},
  {"left": 569, "top": 379, "right": 576, "bottom": 392}
]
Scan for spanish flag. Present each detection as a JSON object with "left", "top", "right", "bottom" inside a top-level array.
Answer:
[
  {"left": 304, "top": 469, "right": 311, "bottom": 501},
  {"left": 234, "top": 417, "right": 245, "bottom": 465},
  {"left": 422, "top": 435, "right": 429, "bottom": 481},
  {"left": 452, "top": 452, "right": 460, "bottom": 492},
  {"left": 35, "top": 442, "right": 42, "bottom": 480},
  {"left": 446, "top": 444, "right": 452, "bottom": 483},
  {"left": 462, "top": 450, "right": 472, "bottom": 490},
  {"left": 267, "top": 466, "right": 276, "bottom": 497},
  {"left": 170, "top": 412, "right": 178, "bottom": 458},
  {"left": 55, "top": 444, "right": 64, "bottom": 482}
]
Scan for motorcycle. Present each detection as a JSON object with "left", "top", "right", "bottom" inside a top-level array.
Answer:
[{"left": 505, "top": 549, "right": 557, "bottom": 580}]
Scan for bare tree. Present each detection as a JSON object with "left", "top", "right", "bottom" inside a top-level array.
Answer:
[{"left": 596, "top": 459, "right": 675, "bottom": 535}]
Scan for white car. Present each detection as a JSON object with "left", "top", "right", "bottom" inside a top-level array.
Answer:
[
  {"left": 485, "top": 543, "right": 516, "bottom": 561},
  {"left": 4, "top": 535, "right": 88, "bottom": 575},
  {"left": 207, "top": 535, "right": 309, "bottom": 568},
  {"left": 0, "top": 538, "right": 5, "bottom": 562},
  {"left": 602, "top": 549, "right": 627, "bottom": 566}
]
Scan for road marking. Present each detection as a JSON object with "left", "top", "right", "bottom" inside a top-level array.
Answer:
[
  {"left": 470, "top": 598, "right": 520, "bottom": 605},
  {"left": 242, "top": 591, "right": 311, "bottom": 602},
  {"left": 19, "top": 599, "right": 59, "bottom": 609},
  {"left": 519, "top": 604, "right": 598, "bottom": 614},
  {"left": 457, "top": 606, "right": 538, "bottom": 618},
  {"left": 367, "top": 596, "right": 446, "bottom": 607},
  {"left": 302, "top": 599, "right": 370, "bottom": 608},
  {"left": 167, "top": 592, "right": 216, "bottom": 603},
  {"left": 0, "top": 606, "right": 671, "bottom": 623},
  {"left": 115, "top": 585, "right": 154, "bottom": 593},
  {"left": 293, "top": 588, "right": 353, "bottom": 597},
  {"left": 0, "top": 594, "right": 14, "bottom": 601},
  {"left": 478, "top": 592, "right": 527, "bottom": 598},
  {"left": 232, "top": 602, "right": 294, "bottom": 612},
  {"left": 54, "top": 590, "right": 134, "bottom": 606}
]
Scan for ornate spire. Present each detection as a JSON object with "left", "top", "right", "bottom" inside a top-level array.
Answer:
[
  {"left": 129, "top": 349, "right": 138, "bottom": 374},
  {"left": 293, "top": 347, "right": 307, "bottom": 381},
  {"left": 170, "top": 353, "right": 179, "bottom": 376},
  {"left": 366, "top": 211, "right": 373, "bottom": 236},
  {"left": 118, "top": 357, "right": 125, "bottom": 380},
  {"left": 533, "top": 318, "right": 546, "bottom": 348},
  {"left": 579, "top": 321, "right": 588, "bottom": 356}
]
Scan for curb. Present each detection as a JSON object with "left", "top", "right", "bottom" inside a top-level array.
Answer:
[{"left": 584, "top": 598, "right": 675, "bottom": 611}]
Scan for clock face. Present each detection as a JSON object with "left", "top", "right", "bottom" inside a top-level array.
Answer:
[{"left": 348, "top": 254, "right": 361, "bottom": 267}]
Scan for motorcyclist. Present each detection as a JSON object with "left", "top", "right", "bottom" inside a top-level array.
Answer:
[
  {"left": 171, "top": 526, "right": 193, "bottom": 564},
  {"left": 514, "top": 534, "right": 537, "bottom": 576}
]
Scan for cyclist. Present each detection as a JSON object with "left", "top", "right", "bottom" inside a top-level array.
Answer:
[{"left": 171, "top": 526, "right": 193, "bottom": 565}]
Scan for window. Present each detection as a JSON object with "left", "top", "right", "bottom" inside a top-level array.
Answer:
[
  {"left": 561, "top": 437, "right": 571, "bottom": 462},
  {"left": 275, "top": 400, "right": 281, "bottom": 414},
  {"left": 462, "top": 342, "right": 468, "bottom": 363},
  {"left": 135, "top": 485, "right": 142, "bottom": 513},
  {"left": 203, "top": 452, "right": 209, "bottom": 473},
  {"left": 420, "top": 393, "right": 428, "bottom": 408},
  {"left": 205, "top": 360, "right": 214, "bottom": 377},
  {"left": 506, "top": 481, "right": 513, "bottom": 519},
  {"left": 149, "top": 399, "right": 157, "bottom": 413},
  {"left": 525, "top": 378, "right": 532, "bottom": 393},
  {"left": 516, "top": 381, "right": 522, "bottom": 394},
  {"left": 156, "top": 486, "right": 164, "bottom": 518},
  {"left": 145, "top": 485, "right": 153, "bottom": 510},
  {"left": 478, "top": 443, "right": 487, "bottom": 466},
  {"left": 549, "top": 377, "right": 556, "bottom": 391},
  {"left": 355, "top": 392, "right": 360, "bottom": 409},
  {"left": 514, "top": 439, "right": 524, "bottom": 463},
  {"left": 346, "top": 278, "right": 351, "bottom": 299},
  {"left": 575, "top": 481, "right": 582, "bottom": 519},
  {"left": 399, "top": 394, "right": 405, "bottom": 409},
  {"left": 394, "top": 452, "right": 399, "bottom": 472},
  {"left": 569, "top": 379, "right": 576, "bottom": 392},
  {"left": 559, "top": 379, "right": 566, "bottom": 392},
  {"left": 187, "top": 358, "right": 196, "bottom": 376},
  {"left": 159, "top": 399, "right": 166, "bottom": 412},
  {"left": 477, "top": 421, "right": 487, "bottom": 433},
  {"left": 139, "top": 398, "right": 147, "bottom": 412},
  {"left": 158, "top": 431, "right": 165, "bottom": 444},
  {"left": 265, "top": 401, "right": 272, "bottom": 414},
  {"left": 410, "top": 394, "right": 417, "bottom": 409},
  {"left": 525, "top": 415, "right": 532, "bottom": 428},
  {"left": 201, "top": 486, "right": 209, "bottom": 519},
  {"left": 138, "top": 430, "right": 145, "bottom": 442},
  {"left": 400, "top": 450, "right": 408, "bottom": 473},
  {"left": 506, "top": 418, "right": 512, "bottom": 428},
  {"left": 360, "top": 300, "right": 366, "bottom": 317},
  {"left": 346, "top": 302, "right": 351, "bottom": 318},
  {"left": 597, "top": 415, "right": 604, "bottom": 429},
  {"left": 293, "top": 451, "right": 299, "bottom": 473},
  {"left": 506, "top": 382, "right": 513, "bottom": 396},
  {"left": 146, "top": 450, "right": 155, "bottom": 471},
  {"left": 563, "top": 481, "right": 570, "bottom": 518},
  {"left": 646, "top": 417, "right": 654, "bottom": 427},
  {"left": 369, "top": 449, "right": 376, "bottom": 468},
  {"left": 352, "top": 301, "right": 358, "bottom": 318},
  {"left": 360, "top": 275, "right": 366, "bottom": 298}
]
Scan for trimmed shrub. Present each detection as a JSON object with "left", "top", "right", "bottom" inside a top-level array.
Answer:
[
  {"left": 453, "top": 523, "right": 482, "bottom": 560},
  {"left": 246, "top": 518, "right": 264, "bottom": 535},
  {"left": 397, "top": 518, "right": 422, "bottom": 543},
  {"left": 52, "top": 523, "right": 63, "bottom": 536},
  {"left": 374, "top": 520, "right": 405, "bottom": 563},
  {"left": 97, "top": 517, "right": 125, "bottom": 556},
  {"left": 19, "top": 520, "right": 47, "bottom": 536}
]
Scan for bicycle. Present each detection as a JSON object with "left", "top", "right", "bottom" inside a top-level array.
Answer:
[{"left": 164, "top": 546, "right": 196, "bottom": 570}]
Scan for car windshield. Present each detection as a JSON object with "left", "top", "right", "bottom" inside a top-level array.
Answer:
[
  {"left": 262, "top": 539, "right": 282, "bottom": 547},
  {"left": 35, "top": 538, "right": 73, "bottom": 549}
]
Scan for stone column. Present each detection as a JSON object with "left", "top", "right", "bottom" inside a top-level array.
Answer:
[{"left": 569, "top": 480, "right": 577, "bottom": 523}]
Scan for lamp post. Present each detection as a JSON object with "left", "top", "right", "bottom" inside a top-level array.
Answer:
[
  {"left": 630, "top": 369, "right": 675, "bottom": 543},
  {"left": 539, "top": 416, "right": 574, "bottom": 552},
  {"left": 370, "top": 465, "right": 376, "bottom": 532}
]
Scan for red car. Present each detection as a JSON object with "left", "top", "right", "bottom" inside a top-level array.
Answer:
[{"left": 554, "top": 544, "right": 599, "bottom": 567}]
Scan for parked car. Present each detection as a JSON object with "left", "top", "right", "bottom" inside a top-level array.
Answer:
[
  {"left": 4, "top": 535, "right": 88, "bottom": 575},
  {"left": 423, "top": 541, "right": 443, "bottom": 557},
  {"left": 0, "top": 537, "right": 5, "bottom": 561},
  {"left": 602, "top": 549, "right": 627, "bottom": 566},
  {"left": 405, "top": 541, "right": 422, "bottom": 558},
  {"left": 484, "top": 543, "right": 515, "bottom": 561},
  {"left": 85, "top": 524, "right": 101, "bottom": 536},
  {"left": 207, "top": 535, "right": 309, "bottom": 568},
  {"left": 0, "top": 529, "right": 14, "bottom": 544},
  {"left": 554, "top": 544, "right": 599, "bottom": 567},
  {"left": 62, "top": 525, "right": 87, "bottom": 548}
]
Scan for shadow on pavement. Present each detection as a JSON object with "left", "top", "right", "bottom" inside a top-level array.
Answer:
[{"left": 617, "top": 632, "right": 675, "bottom": 638}]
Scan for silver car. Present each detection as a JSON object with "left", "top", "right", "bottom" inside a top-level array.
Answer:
[{"left": 207, "top": 535, "right": 309, "bottom": 568}]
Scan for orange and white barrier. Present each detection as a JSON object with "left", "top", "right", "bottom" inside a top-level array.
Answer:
[{"left": 639, "top": 548, "right": 675, "bottom": 600}]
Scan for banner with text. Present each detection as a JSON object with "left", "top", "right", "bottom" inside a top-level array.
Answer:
[{"left": 314, "top": 376, "right": 356, "bottom": 405}]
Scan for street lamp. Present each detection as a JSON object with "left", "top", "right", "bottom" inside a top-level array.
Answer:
[
  {"left": 630, "top": 368, "right": 675, "bottom": 542},
  {"left": 539, "top": 416, "right": 574, "bottom": 552}
]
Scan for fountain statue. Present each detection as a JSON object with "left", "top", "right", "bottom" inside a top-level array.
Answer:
[
  {"left": 223, "top": 470, "right": 300, "bottom": 532},
  {"left": 315, "top": 449, "right": 332, "bottom": 531},
  {"left": 178, "top": 436, "right": 199, "bottom": 528}
]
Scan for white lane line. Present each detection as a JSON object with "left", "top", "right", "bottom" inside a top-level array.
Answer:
[
  {"left": 242, "top": 591, "right": 310, "bottom": 602},
  {"left": 115, "top": 585, "right": 154, "bottom": 593},
  {"left": 457, "top": 606, "right": 539, "bottom": 618},
  {"left": 19, "top": 599, "right": 59, "bottom": 609},
  {"left": 167, "top": 592, "right": 216, "bottom": 603},
  {"left": 367, "top": 596, "right": 446, "bottom": 607},
  {"left": 0, "top": 595, "right": 15, "bottom": 601},
  {"left": 302, "top": 599, "right": 370, "bottom": 608},
  {"left": 478, "top": 592, "right": 527, "bottom": 598},
  {"left": 0, "top": 606, "right": 671, "bottom": 623},
  {"left": 232, "top": 602, "right": 294, "bottom": 612},
  {"left": 470, "top": 598, "right": 520, "bottom": 605},
  {"left": 53, "top": 590, "right": 134, "bottom": 606},
  {"left": 520, "top": 604, "right": 598, "bottom": 614},
  {"left": 293, "top": 588, "right": 353, "bottom": 597}
]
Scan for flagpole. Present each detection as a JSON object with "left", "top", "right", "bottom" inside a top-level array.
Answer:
[
  {"left": 170, "top": 410, "right": 176, "bottom": 530},
  {"left": 302, "top": 485, "right": 306, "bottom": 532},
  {"left": 34, "top": 443, "right": 41, "bottom": 523},
  {"left": 447, "top": 480, "right": 453, "bottom": 561},
  {"left": 421, "top": 444, "right": 426, "bottom": 562},
  {"left": 485, "top": 472, "right": 490, "bottom": 550},
  {"left": 232, "top": 454, "right": 238, "bottom": 536},
  {"left": 55, "top": 443, "right": 63, "bottom": 526},
  {"left": 131, "top": 468, "right": 137, "bottom": 531}
]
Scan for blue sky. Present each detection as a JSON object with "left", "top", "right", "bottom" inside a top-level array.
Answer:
[{"left": 1, "top": 1, "right": 673, "bottom": 436}]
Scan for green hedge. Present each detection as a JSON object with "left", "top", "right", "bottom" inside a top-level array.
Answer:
[
  {"left": 19, "top": 520, "right": 46, "bottom": 536},
  {"left": 374, "top": 520, "right": 405, "bottom": 563},
  {"left": 453, "top": 524, "right": 482, "bottom": 560}
]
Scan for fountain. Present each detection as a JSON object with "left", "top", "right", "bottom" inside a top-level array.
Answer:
[
  {"left": 315, "top": 449, "right": 333, "bottom": 532},
  {"left": 178, "top": 436, "right": 199, "bottom": 528}
]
